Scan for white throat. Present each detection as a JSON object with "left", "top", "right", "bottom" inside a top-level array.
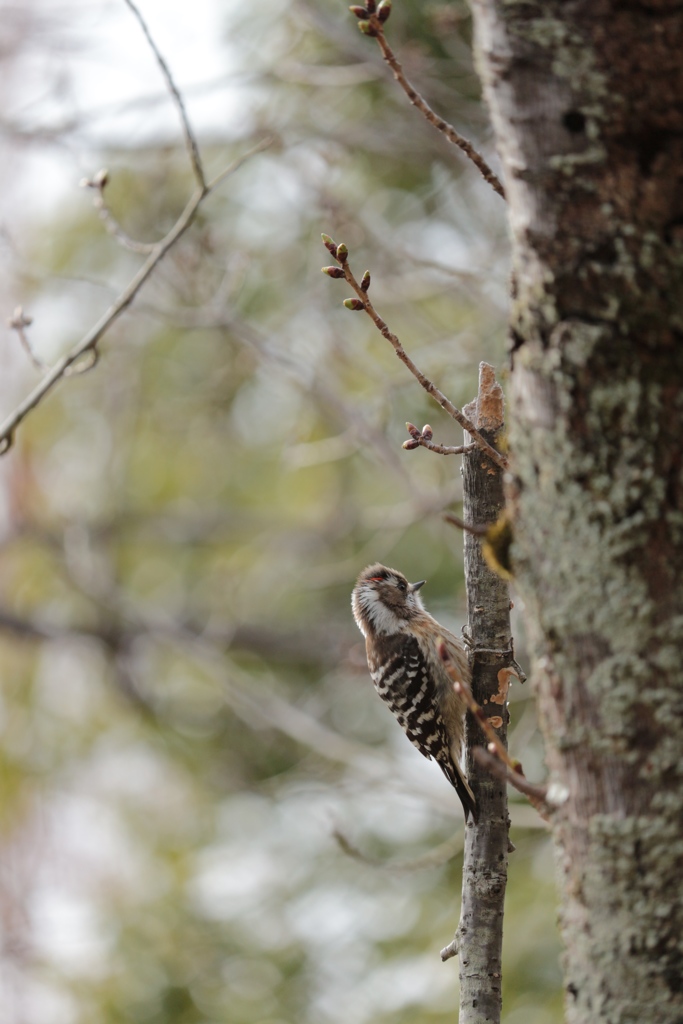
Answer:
[{"left": 352, "top": 586, "right": 406, "bottom": 637}]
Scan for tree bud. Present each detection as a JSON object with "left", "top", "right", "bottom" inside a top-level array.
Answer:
[
  {"left": 9, "top": 306, "right": 33, "bottom": 328},
  {"left": 343, "top": 298, "right": 365, "bottom": 311},
  {"left": 402, "top": 439, "right": 419, "bottom": 450},
  {"left": 357, "top": 20, "right": 378, "bottom": 35},
  {"left": 321, "top": 233, "right": 338, "bottom": 255},
  {"left": 405, "top": 422, "right": 421, "bottom": 440},
  {"left": 377, "top": 0, "right": 391, "bottom": 21},
  {"left": 335, "top": 243, "right": 348, "bottom": 263},
  {"left": 360, "top": 270, "right": 371, "bottom": 292},
  {"left": 421, "top": 424, "right": 433, "bottom": 441},
  {"left": 349, "top": 5, "right": 369, "bottom": 17},
  {"left": 322, "top": 266, "right": 345, "bottom": 279}
]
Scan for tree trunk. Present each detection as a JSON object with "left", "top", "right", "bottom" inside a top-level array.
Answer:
[{"left": 468, "top": 1, "right": 683, "bottom": 1021}]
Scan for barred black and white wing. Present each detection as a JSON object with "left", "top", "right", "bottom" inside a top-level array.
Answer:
[{"left": 367, "top": 633, "right": 476, "bottom": 821}]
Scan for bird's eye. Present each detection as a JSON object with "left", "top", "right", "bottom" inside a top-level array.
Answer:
[{"left": 396, "top": 580, "right": 407, "bottom": 592}]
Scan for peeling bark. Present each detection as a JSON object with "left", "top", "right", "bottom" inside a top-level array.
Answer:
[{"left": 468, "top": 1, "right": 683, "bottom": 1021}]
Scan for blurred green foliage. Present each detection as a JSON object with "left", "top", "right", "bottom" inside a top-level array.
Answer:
[{"left": 0, "top": 0, "right": 561, "bottom": 1021}]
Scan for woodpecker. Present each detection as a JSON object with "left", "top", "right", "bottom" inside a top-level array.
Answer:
[{"left": 351, "top": 563, "right": 476, "bottom": 822}]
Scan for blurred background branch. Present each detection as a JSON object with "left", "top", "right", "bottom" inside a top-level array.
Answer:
[{"left": 0, "top": 1, "right": 555, "bottom": 1022}]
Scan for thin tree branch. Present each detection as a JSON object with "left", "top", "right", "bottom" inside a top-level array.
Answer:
[
  {"left": 350, "top": 8, "right": 505, "bottom": 199},
  {"left": 122, "top": 0, "right": 206, "bottom": 190},
  {"left": 7, "top": 307, "right": 47, "bottom": 371},
  {"left": 0, "top": 0, "right": 271, "bottom": 454},
  {"left": 472, "top": 748, "right": 550, "bottom": 815},
  {"left": 81, "top": 169, "right": 157, "bottom": 254},
  {"left": 0, "top": 190, "right": 200, "bottom": 453},
  {"left": 440, "top": 643, "right": 548, "bottom": 818},
  {"left": 321, "top": 239, "right": 508, "bottom": 470},
  {"left": 0, "top": 138, "right": 271, "bottom": 455},
  {"left": 333, "top": 827, "right": 464, "bottom": 873},
  {"left": 441, "top": 647, "right": 514, "bottom": 768},
  {"left": 403, "top": 421, "right": 475, "bottom": 456},
  {"left": 442, "top": 511, "right": 488, "bottom": 536}
]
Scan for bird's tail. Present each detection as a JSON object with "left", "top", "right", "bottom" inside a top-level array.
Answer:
[{"left": 440, "top": 760, "right": 477, "bottom": 824}]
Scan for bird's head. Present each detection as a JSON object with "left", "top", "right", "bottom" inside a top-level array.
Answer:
[{"left": 351, "top": 563, "right": 426, "bottom": 637}]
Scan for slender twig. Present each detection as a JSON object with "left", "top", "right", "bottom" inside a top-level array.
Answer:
[
  {"left": 333, "top": 827, "right": 464, "bottom": 873},
  {"left": 441, "top": 643, "right": 513, "bottom": 765},
  {"left": 414, "top": 439, "right": 474, "bottom": 456},
  {"left": 81, "top": 169, "right": 156, "bottom": 254},
  {"left": 1, "top": 0, "right": 273, "bottom": 455},
  {"left": 0, "top": 139, "right": 271, "bottom": 455},
  {"left": 122, "top": 0, "right": 206, "bottom": 190},
  {"left": 80, "top": 129, "right": 276, "bottom": 255},
  {"left": 323, "top": 243, "right": 508, "bottom": 470},
  {"left": 403, "top": 421, "right": 475, "bottom": 456},
  {"left": 351, "top": 11, "right": 504, "bottom": 199},
  {"left": 442, "top": 511, "right": 488, "bottom": 536},
  {"left": 439, "top": 640, "right": 549, "bottom": 816},
  {"left": 342, "top": 263, "right": 508, "bottom": 470},
  {"left": 7, "top": 307, "right": 47, "bottom": 370},
  {"left": 473, "top": 748, "right": 550, "bottom": 815},
  {"left": 0, "top": 196, "right": 200, "bottom": 455}
]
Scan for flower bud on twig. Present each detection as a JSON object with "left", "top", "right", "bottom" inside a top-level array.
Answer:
[
  {"left": 343, "top": 298, "right": 365, "bottom": 311},
  {"left": 421, "top": 424, "right": 433, "bottom": 441},
  {"left": 349, "top": 5, "right": 369, "bottom": 17},
  {"left": 357, "top": 19, "right": 378, "bottom": 35},
  {"left": 402, "top": 439, "right": 419, "bottom": 450},
  {"left": 360, "top": 270, "right": 371, "bottom": 292},
  {"left": 335, "top": 243, "right": 348, "bottom": 263},
  {"left": 405, "top": 422, "right": 421, "bottom": 441},
  {"left": 377, "top": 0, "right": 391, "bottom": 21},
  {"left": 322, "top": 266, "right": 345, "bottom": 279},
  {"left": 9, "top": 307, "right": 33, "bottom": 329},
  {"left": 365, "top": 0, "right": 376, "bottom": 11},
  {"left": 321, "top": 233, "right": 338, "bottom": 257}
]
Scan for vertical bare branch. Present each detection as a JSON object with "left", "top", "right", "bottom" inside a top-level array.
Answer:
[
  {"left": 122, "top": 0, "right": 207, "bottom": 191},
  {"left": 442, "top": 363, "right": 512, "bottom": 1024}
]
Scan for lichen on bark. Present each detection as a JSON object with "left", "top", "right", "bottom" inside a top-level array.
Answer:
[{"left": 469, "top": 0, "right": 683, "bottom": 1020}]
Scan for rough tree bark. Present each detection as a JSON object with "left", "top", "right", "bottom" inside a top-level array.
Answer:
[
  {"left": 468, "top": 2, "right": 683, "bottom": 1022},
  {"left": 452, "top": 363, "right": 512, "bottom": 1024}
]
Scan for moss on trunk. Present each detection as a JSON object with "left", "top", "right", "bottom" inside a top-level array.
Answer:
[{"left": 469, "top": 1, "right": 683, "bottom": 1020}]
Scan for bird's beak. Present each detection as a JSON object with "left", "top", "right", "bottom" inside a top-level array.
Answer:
[{"left": 409, "top": 579, "right": 426, "bottom": 593}]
